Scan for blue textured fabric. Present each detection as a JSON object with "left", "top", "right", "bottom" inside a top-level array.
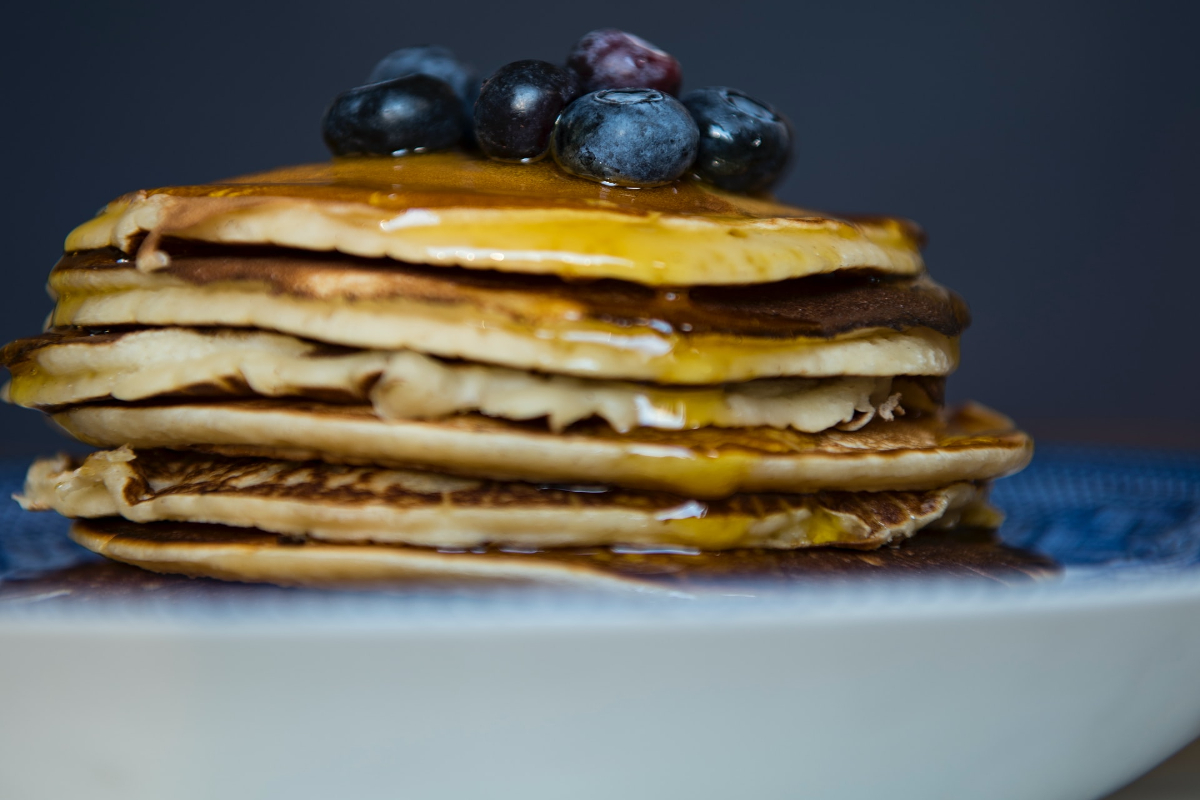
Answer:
[
  {"left": 991, "top": 445, "right": 1200, "bottom": 571},
  {"left": 1, "top": 445, "right": 1198, "bottom": 584},
  {"left": 0, "top": 459, "right": 98, "bottom": 582}
]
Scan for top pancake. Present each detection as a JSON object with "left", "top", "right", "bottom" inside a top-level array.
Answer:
[{"left": 64, "top": 151, "right": 925, "bottom": 286}]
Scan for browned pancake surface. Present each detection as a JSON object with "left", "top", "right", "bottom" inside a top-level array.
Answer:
[
  {"left": 61, "top": 448, "right": 957, "bottom": 527},
  {"left": 53, "top": 244, "right": 969, "bottom": 340},
  {"left": 36, "top": 518, "right": 1057, "bottom": 595}
]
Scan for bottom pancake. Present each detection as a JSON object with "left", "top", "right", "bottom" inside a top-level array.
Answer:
[
  {"left": 21, "top": 448, "right": 995, "bottom": 550},
  {"left": 65, "top": 518, "right": 1058, "bottom": 593}
]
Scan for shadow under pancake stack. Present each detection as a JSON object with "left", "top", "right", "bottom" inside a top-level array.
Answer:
[{"left": 0, "top": 150, "right": 1032, "bottom": 591}]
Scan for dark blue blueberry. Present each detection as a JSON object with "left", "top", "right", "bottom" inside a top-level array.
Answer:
[
  {"left": 321, "top": 74, "right": 463, "bottom": 156},
  {"left": 367, "top": 45, "right": 478, "bottom": 106},
  {"left": 567, "top": 29, "right": 683, "bottom": 96},
  {"left": 474, "top": 60, "right": 581, "bottom": 162},
  {"left": 682, "top": 87, "right": 793, "bottom": 193},
  {"left": 551, "top": 89, "right": 699, "bottom": 187},
  {"left": 367, "top": 45, "right": 480, "bottom": 139}
]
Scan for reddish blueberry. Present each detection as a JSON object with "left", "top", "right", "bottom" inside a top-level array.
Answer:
[{"left": 566, "top": 29, "right": 683, "bottom": 96}]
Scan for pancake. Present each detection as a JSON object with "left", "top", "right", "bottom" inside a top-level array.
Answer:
[
  {"left": 5, "top": 98, "right": 1033, "bottom": 591},
  {"left": 63, "top": 518, "right": 1057, "bottom": 593},
  {"left": 57, "top": 244, "right": 968, "bottom": 340},
  {"left": 48, "top": 247, "right": 964, "bottom": 383},
  {"left": 21, "top": 448, "right": 992, "bottom": 551},
  {"left": 3, "top": 327, "right": 942, "bottom": 433},
  {"left": 64, "top": 151, "right": 925, "bottom": 286},
  {"left": 50, "top": 401, "right": 1032, "bottom": 497}
]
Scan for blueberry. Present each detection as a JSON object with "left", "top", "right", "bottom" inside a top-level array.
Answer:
[
  {"left": 682, "top": 87, "right": 793, "bottom": 193},
  {"left": 322, "top": 74, "right": 463, "bottom": 156},
  {"left": 474, "top": 61, "right": 581, "bottom": 162},
  {"left": 567, "top": 29, "right": 683, "bottom": 96},
  {"left": 367, "top": 45, "right": 478, "bottom": 106},
  {"left": 552, "top": 89, "right": 699, "bottom": 187},
  {"left": 367, "top": 45, "right": 480, "bottom": 139}
]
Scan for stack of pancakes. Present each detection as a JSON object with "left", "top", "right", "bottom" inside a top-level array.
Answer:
[{"left": 3, "top": 152, "right": 1031, "bottom": 590}]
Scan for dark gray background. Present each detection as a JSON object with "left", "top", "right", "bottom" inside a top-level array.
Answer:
[{"left": 1, "top": 0, "right": 1197, "bottom": 454}]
